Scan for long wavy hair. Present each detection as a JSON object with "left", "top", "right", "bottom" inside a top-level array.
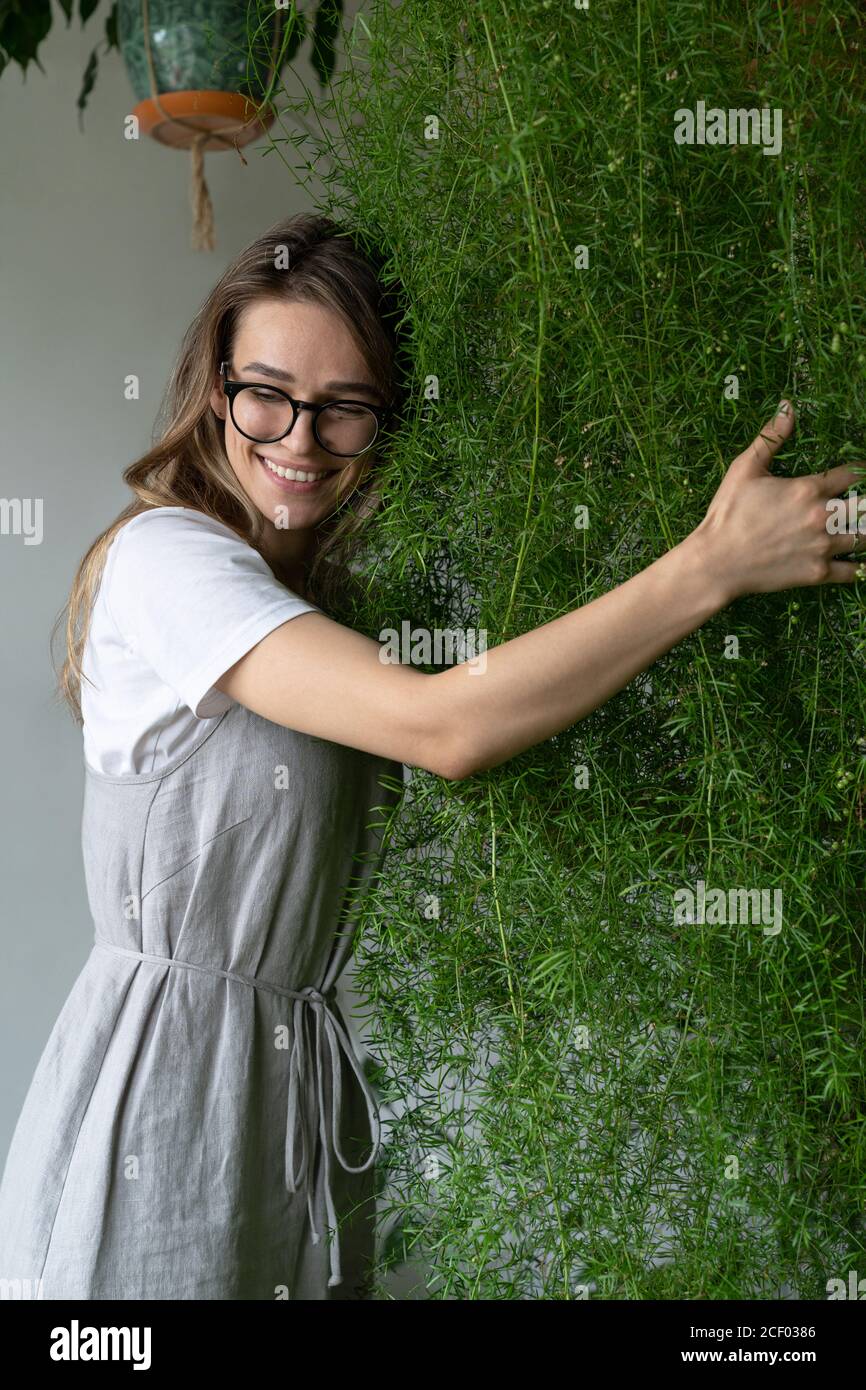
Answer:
[{"left": 52, "top": 211, "right": 411, "bottom": 724}]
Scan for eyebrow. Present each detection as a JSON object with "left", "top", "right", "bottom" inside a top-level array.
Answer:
[{"left": 239, "top": 360, "right": 386, "bottom": 405}]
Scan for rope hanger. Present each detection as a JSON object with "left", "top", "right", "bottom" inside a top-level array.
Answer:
[{"left": 139, "top": 0, "right": 282, "bottom": 250}]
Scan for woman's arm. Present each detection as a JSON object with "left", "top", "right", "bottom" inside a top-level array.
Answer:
[{"left": 215, "top": 403, "right": 866, "bottom": 780}]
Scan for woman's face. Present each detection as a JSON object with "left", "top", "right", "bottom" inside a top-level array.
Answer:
[{"left": 209, "top": 296, "right": 385, "bottom": 531}]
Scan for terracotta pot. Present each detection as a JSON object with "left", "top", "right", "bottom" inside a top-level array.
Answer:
[
  {"left": 117, "top": 0, "right": 282, "bottom": 151},
  {"left": 130, "top": 89, "right": 275, "bottom": 151}
]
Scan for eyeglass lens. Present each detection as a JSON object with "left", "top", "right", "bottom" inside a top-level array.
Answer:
[{"left": 231, "top": 386, "right": 378, "bottom": 454}]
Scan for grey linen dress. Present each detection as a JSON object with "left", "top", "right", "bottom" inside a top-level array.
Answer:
[{"left": 0, "top": 699, "right": 402, "bottom": 1299}]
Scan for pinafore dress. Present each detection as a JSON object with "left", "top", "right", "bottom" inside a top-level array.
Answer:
[{"left": 0, "top": 699, "right": 403, "bottom": 1299}]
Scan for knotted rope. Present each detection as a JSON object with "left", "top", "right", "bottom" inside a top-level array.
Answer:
[{"left": 139, "top": 0, "right": 281, "bottom": 250}]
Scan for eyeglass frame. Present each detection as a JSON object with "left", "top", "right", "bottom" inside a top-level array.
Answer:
[{"left": 219, "top": 360, "right": 392, "bottom": 457}]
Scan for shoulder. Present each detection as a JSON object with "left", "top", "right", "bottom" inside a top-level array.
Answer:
[
  {"left": 107, "top": 507, "right": 261, "bottom": 579},
  {"left": 102, "top": 508, "right": 278, "bottom": 634},
  {"left": 111, "top": 507, "right": 245, "bottom": 551}
]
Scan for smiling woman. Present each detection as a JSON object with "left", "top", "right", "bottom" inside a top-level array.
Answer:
[
  {"left": 0, "top": 211, "right": 863, "bottom": 1303},
  {"left": 216, "top": 333, "right": 390, "bottom": 509},
  {"left": 0, "top": 212, "right": 422, "bottom": 1302},
  {"left": 210, "top": 299, "right": 391, "bottom": 573}
]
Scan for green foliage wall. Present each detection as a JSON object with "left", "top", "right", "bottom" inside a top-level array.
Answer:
[{"left": 268, "top": 0, "right": 866, "bottom": 1297}]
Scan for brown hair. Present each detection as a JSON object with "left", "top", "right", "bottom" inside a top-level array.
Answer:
[{"left": 52, "top": 211, "right": 410, "bottom": 723}]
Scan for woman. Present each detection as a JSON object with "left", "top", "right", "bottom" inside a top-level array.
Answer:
[{"left": 0, "top": 211, "right": 862, "bottom": 1302}]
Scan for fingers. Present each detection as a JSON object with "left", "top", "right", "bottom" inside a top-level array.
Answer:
[
  {"left": 823, "top": 558, "right": 865, "bottom": 585},
  {"left": 736, "top": 400, "right": 796, "bottom": 474},
  {"left": 831, "top": 528, "right": 866, "bottom": 555},
  {"left": 811, "top": 462, "right": 866, "bottom": 498},
  {"left": 811, "top": 465, "right": 866, "bottom": 552}
]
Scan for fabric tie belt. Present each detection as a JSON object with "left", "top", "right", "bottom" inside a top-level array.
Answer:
[{"left": 93, "top": 939, "right": 382, "bottom": 1290}]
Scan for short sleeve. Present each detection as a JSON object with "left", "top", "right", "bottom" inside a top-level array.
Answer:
[{"left": 103, "top": 508, "right": 322, "bottom": 718}]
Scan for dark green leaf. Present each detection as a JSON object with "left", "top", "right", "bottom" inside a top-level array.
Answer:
[
  {"left": 310, "top": 0, "right": 342, "bottom": 88},
  {"left": 79, "top": 0, "right": 101, "bottom": 23},
  {"left": 0, "top": 1, "right": 53, "bottom": 71},
  {"left": 270, "top": 5, "right": 306, "bottom": 71},
  {"left": 104, "top": 2, "right": 118, "bottom": 51},
  {"left": 76, "top": 45, "right": 98, "bottom": 127},
  {"left": 283, "top": 9, "right": 305, "bottom": 65}
]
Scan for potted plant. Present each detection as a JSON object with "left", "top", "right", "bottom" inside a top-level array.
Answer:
[{"left": 0, "top": 0, "right": 344, "bottom": 248}]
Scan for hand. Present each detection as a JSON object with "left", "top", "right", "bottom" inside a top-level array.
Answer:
[{"left": 690, "top": 401, "right": 866, "bottom": 603}]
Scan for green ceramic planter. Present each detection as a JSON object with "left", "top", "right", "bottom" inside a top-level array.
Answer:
[{"left": 117, "top": 0, "right": 281, "bottom": 104}]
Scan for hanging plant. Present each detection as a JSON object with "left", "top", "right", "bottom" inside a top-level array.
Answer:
[
  {"left": 0, "top": 1, "right": 342, "bottom": 113},
  {"left": 0, "top": 0, "right": 345, "bottom": 248}
]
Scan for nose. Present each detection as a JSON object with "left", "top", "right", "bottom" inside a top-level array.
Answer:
[{"left": 282, "top": 403, "right": 320, "bottom": 454}]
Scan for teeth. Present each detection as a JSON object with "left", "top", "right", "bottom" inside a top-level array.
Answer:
[{"left": 259, "top": 456, "right": 329, "bottom": 482}]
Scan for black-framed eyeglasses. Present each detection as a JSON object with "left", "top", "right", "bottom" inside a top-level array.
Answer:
[{"left": 220, "top": 360, "right": 391, "bottom": 457}]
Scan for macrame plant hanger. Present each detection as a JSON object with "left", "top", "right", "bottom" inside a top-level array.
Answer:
[{"left": 138, "top": 0, "right": 282, "bottom": 250}]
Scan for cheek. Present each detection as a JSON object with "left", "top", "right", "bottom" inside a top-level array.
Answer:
[
  {"left": 229, "top": 431, "right": 259, "bottom": 470},
  {"left": 224, "top": 436, "right": 258, "bottom": 489}
]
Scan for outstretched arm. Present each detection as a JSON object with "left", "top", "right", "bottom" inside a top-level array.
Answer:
[{"left": 216, "top": 404, "right": 865, "bottom": 780}]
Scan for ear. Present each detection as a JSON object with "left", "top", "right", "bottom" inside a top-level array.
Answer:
[{"left": 209, "top": 380, "right": 226, "bottom": 421}]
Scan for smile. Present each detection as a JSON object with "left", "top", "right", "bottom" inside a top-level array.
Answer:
[{"left": 257, "top": 454, "right": 332, "bottom": 482}]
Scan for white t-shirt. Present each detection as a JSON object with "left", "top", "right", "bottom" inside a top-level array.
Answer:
[{"left": 81, "top": 507, "right": 322, "bottom": 777}]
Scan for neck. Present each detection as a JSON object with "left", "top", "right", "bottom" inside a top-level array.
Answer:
[{"left": 259, "top": 526, "right": 316, "bottom": 600}]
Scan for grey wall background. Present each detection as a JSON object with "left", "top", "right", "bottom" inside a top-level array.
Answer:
[{"left": 0, "top": 2, "right": 427, "bottom": 1298}]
